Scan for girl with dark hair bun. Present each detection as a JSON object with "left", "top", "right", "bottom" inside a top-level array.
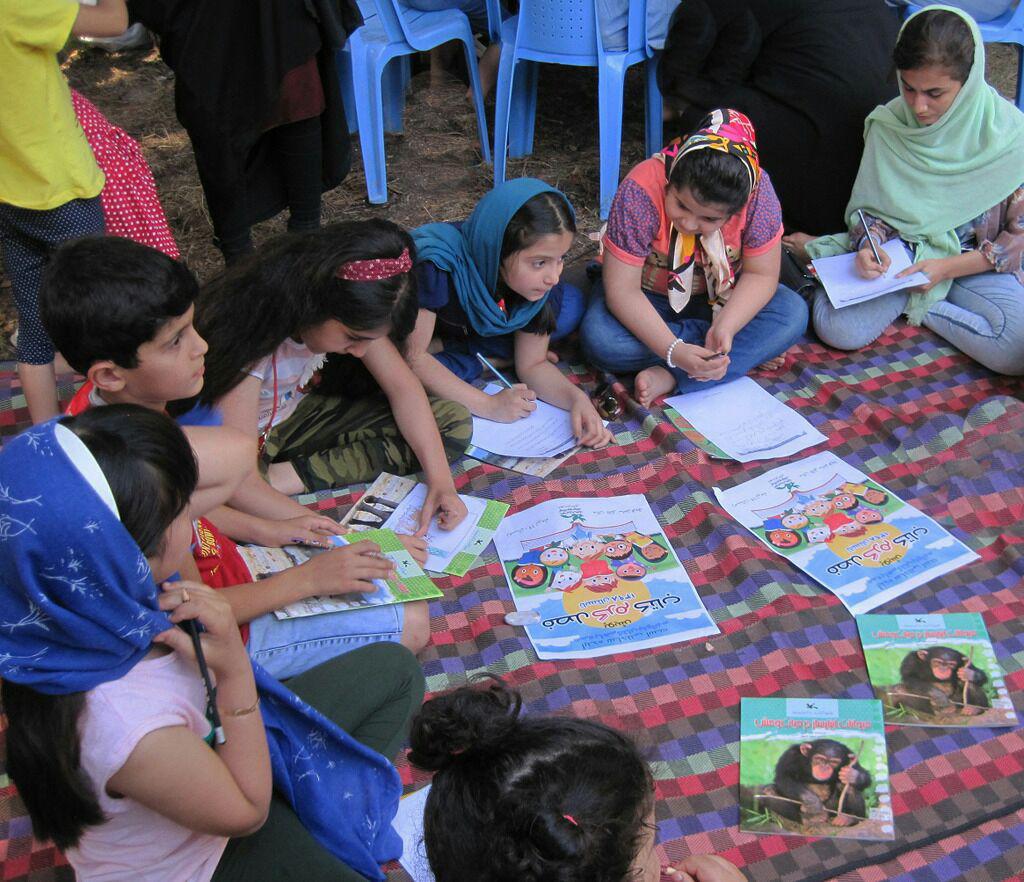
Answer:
[
  {"left": 797, "top": 6, "right": 1024, "bottom": 375},
  {"left": 407, "top": 178, "right": 613, "bottom": 448},
  {"left": 408, "top": 680, "right": 746, "bottom": 882},
  {"left": 580, "top": 109, "right": 807, "bottom": 408},
  {"left": 193, "top": 219, "right": 472, "bottom": 531}
]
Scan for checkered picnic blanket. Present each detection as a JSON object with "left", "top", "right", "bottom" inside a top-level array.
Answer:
[{"left": 2, "top": 324, "right": 1022, "bottom": 882}]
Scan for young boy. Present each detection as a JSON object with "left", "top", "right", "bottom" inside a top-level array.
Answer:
[{"left": 41, "top": 236, "right": 429, "bottom": 675}]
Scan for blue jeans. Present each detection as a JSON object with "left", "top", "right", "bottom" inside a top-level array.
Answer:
[
  {"left": 403, "top": 0, "right": 492, "bottom": 33},
  {"left": 433, "top": 282, "right": 586, "bottom": 381},
  {"left": 580, "top": 282, "right": 808, "bottom": 394},
  {"left": 812, "top": 271, "right": 1024, "bottom": 376},
  {"left": 247, "top": 602, "right": 404, "bottom": 680}
]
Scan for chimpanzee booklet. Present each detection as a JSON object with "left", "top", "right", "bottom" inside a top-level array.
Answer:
[
  {"left": 714, "top": 452, "right": 978, "bottom": 614},
  {"left": 857, "top": 613, "right": 1017, "bottom": 728},
  {"left": 740, "top": 697, "right": 893, "bottom": 841}
]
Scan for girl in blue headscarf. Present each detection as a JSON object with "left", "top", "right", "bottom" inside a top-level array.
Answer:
[
  {"left": 408, "top": 178, "right": 613, "bottom": 448},
  {"left": 0, "top": 405, "right": 424, "bottom": 882}
]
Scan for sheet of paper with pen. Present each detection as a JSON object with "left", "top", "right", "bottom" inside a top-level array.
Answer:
[
  {"left": 469, "top": 383, "right": 587, "bottom": 458},
  {"left": 812, "top": 239, "right": 931, "bottom": 309}
]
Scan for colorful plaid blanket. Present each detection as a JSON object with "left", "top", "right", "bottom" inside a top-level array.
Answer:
[{"left": 2, "top": 324, "right": 1022, "bottom": 881}]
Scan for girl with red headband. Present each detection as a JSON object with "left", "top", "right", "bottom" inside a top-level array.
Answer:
[
  {"left": 580, "top": 109, "right": 808, "bottom": 407},
  {"left": 191, "top": 218, "right": 471, "bottom": 531}
]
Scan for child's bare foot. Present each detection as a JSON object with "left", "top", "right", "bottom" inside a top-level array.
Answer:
[
  {"left": 634, "top": 366, "right": 676, "bottom": 407},
  {"left": 757, "top": 355, "right": 786, "bottom": 372},
  {"left": 781, "top": 231, "right": 814, "bottom": 265}
]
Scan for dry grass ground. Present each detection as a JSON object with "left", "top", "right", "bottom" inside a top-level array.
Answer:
[{"left": 0, "top": 39, "right": 1018, "bottom": 359}]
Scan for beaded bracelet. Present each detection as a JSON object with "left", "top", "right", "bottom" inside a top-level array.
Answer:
[{"left": 666, "top": 338, "right": 684, "bottom": 369}]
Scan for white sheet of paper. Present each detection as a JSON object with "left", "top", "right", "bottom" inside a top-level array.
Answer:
[
  {"left": 812, "top": 239, "right": 932, "bottom": 309},
  {"left": 393, "top": 785, "right": 434, "bottom": 882},
  {"left": 664, "top": 377, "right": 827, "bottom": 463},
  {"left": 470, "top": 384, "right": 579, "bottom": 458},
  {"left": 380, "top": 483, "right": 489, "bottom": 573}
]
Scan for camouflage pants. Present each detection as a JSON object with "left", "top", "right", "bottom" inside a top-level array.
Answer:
[{"left": 261, "top": 391, "right": 472, "bottom": 492}]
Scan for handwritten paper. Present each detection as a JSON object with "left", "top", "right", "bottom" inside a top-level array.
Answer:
[
  {"left": 380, "top": 482, "right": 509, "bottom": 576},
  {"left": 393, "top": 785, "right": 434, "bottom": 882},
  {"left": 664, "top": 378, "right": 827, "bottom": 463},
  {"left": 470, "top": 384, "right": 579, "bottom": 458},
  {"left": 812, "top": 239, "right": 931, "bottom": 309}
]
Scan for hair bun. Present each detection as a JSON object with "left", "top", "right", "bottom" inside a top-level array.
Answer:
[{"left": 408, "top": 678, "right": 521, "bottom": 772}]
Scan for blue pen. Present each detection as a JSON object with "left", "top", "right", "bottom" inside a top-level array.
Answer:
[{"left": 475, "top": 352, "right": 514, "bottom": 389}]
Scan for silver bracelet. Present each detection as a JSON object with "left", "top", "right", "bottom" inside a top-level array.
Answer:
[{"left": 666, "top": 338, "right": 684, "bottom": 369}]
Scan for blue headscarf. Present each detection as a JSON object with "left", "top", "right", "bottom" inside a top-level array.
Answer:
[
  {"left": 411, "top": 178, "right": 575, "bottom": 337},
  {"left": 0, "top": 421, "right": 401, "bottom": 880}
]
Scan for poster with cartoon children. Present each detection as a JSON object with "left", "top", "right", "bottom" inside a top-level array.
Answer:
[
  {"left": 495, "top": 495, "right": 718, "bottom": 660},
  {"left": 714, "top": 453, "right": 978, "bottom": 615}
]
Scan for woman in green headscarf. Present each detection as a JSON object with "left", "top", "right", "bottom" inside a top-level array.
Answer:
[
  {"left": 791, "top": 5, "right": 1024, "bottom": 374},
  {"left": 407, "top": 178, "right": 613, "bottom": 449}
]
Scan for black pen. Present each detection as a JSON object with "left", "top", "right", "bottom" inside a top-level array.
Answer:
[
  {"left": 857, "top": 209, "right": 885, "bottom": 273},
  {"left": 702, "top": 352, "right": 726, "bottom": 362},
  {"left": 183, "top": 618, "right": 226, "bottom": 745}
]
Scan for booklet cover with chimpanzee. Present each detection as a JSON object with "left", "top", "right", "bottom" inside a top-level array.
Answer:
[
  {"left": 857, "top": 613, "right": 1018, "bottom": 728},
  {"left": 740, "top": 697, "right": 894, "bottom": 841}
]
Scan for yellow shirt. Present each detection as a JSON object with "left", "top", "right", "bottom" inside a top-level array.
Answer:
[{"left": 0, "top": 0, "right": 103, "bottom": 210}]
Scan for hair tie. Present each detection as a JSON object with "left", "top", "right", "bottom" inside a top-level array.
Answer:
[
  {"left": 336, "top": 247, "right": 412, "bottom": 282},
  {"left": 562, "top": 814, "right": 579, "bottom": 827}
]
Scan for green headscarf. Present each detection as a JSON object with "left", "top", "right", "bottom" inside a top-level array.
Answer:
[
  {"left": 411, "top": 178, "right": 575, "bottom": 337},
  {"left": 806, "top": 4, "right": 1024, "bottom": 324}
]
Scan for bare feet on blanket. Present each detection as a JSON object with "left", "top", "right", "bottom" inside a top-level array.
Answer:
[
  {"left": 757, "top": 355, "right": 786, "bottom": 372},
  {"left": 781, "top": 231, "right": 814, "bottom": 265},
  {"left": 634, "top": 366, "right": 676, "bottom": 407}
]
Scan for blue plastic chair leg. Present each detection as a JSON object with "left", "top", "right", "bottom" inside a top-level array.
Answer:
[
  {"left": 509, "top": 59, "right": 538, "bottom": 158},
  {"left": 1016, "top": 43, "right": 1024, "bottom": 110},
  {"left": 597, "top": 58, "right": 628, "bottom": 218},
  {"left": 361, "top": 53, "right": 390, "bottom": 203},
  {"left": 382, "top": 56, "right": 406, "bottom": 134},
  {"left": 493, "top": 46, "right": 517, "bottom": 187},
  {"left": 462, "top": 38, "right": 492, "bottom": 163},
  {"left": 645, "top": 55, "right": 663, "bottom": 155}
]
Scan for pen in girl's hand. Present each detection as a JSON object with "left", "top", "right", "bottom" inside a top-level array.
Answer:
[
  {"left": 182, "top": 618, "right": 226, "bottom": 745},
  {"left": 857, "top": 208, "right": 885, "bottom": 273},
  {"left": 702, "top": 352, "right": 726, "bottom": 361},
  {"left": 475, "top": 353, "right": 514, "bottom": 389}
]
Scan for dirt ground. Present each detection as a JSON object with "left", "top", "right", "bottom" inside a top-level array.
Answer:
[{"left": 0, "top": 38, "right": 1018, "bottom": 360}]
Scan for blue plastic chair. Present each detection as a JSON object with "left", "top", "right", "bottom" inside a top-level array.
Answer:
[
  {"left": 902, "top": 1, "right": 1024, "bottom": 109},
  {"left": 337, "top": 0, "right": 492, "bottom": 204},
  {"left": 491, "top": 0, "right": 663, "bottom": 218}
]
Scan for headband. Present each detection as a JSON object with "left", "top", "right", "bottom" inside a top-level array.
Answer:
[
  {"left": 671, "top": 108, "right": 761, "bottom": 194},
  {"left": 336, "top": 247, "right": 412, "bottom": 282}
]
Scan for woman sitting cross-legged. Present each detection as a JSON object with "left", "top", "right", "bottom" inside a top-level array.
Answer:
[
  {"left": 580, "top": 109, "right": 807, "bottom": 407},
  {"left": 789, "top": 5, "right": 1024, "bottom": 375}
]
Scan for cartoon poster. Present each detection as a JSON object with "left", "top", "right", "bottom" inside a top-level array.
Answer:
[
  {"left": 857, "top": 613, "right": 1017, "bottom": 728},
  {"left": 740, "top": 697, "right": 894, "bottom": 841},
  {"left": 493, "top": 495, "right": 718, "bottom": 660},
  {"left": 713, "top": 452, "right": 979, "bottom": 615}
]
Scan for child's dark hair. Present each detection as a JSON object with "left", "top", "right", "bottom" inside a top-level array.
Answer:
[
  {"left": 499, "top": 191, "right": 576, "bottom": 336},
  {"left": 192, "top": 219, "right": 417, "bottom": 407},
  {"left": 894, "top": 9, "right": 974, "bottom": 84},
  {"left": 668, "top": 148, "right": 751, "bottom": 216},
  {"left": 39, "top": 237, "right": 198, "bottom": 375},
  {"left": 408, "top": 679, "right": 653, "bottom": 882},
  {"left": 2, "top": 405, "right": 198, "bottom": 851}
]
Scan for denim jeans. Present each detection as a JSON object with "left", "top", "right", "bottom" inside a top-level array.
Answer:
[
  {"left": 580, "top": 282, "right": 808, "bottom": 394},
  {"left": 812, "top": 271, "right": 1024, "bottom": 376},
  {"left": 434, "top": 282, "right": 587, "bottom": 381},
  {"left": 247, "top": 601, "right": 404, "bottom": 680}
]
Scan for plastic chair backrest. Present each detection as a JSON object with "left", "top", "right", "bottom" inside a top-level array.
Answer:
[
  {"left": 515, "top": 0, "right": 600, "bottom": 57},
  {"left": 368, "top": 0, "right": 409, "bottom": 45}
]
